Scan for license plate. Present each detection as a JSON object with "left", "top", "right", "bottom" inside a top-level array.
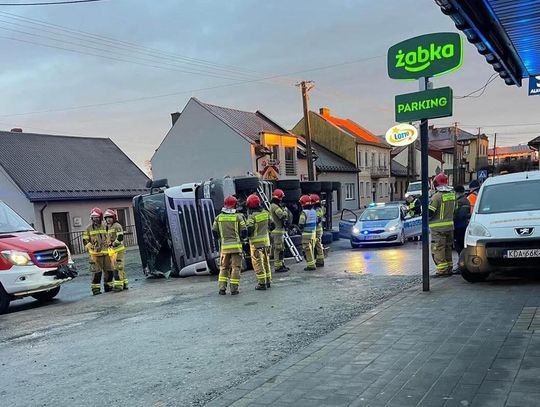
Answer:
[
  {"left": 505, "top": 249, "right": 540, "bottom": 258},
  {"left": 363, "top": 235, "right": 380, "bottom": 241}
]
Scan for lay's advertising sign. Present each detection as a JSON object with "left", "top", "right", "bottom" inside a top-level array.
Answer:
[{"left": 385, "top": 124, "right": 418, "bottom": 147}]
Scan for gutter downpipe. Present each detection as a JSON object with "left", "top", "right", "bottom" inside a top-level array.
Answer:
[{"left": 40, "top": 202, "right": 48, "bottom": 233}]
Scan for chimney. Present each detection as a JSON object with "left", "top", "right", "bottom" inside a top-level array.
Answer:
[
  {"left": 171, "top": 112, "right": 181, "bottom": 126},
  {"left": 10, "top": 128, "right": 22, "bottom": 133},
  {"left": 319, "top": 107, "right": 331, "bottom": 117}
]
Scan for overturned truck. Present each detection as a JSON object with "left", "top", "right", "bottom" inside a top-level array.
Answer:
[{"left": 133, "top": 177, "right": 340, "bottom": 278}]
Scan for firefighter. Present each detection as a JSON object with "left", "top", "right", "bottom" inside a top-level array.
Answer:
[
  {"left": 269, "top": 189, "right": 289, "bottom": 273},
  {"left": 468, "top": 180, "right": 480, "bottom": 214},
  {"left": 82, "top": 208, "right": 111, "bottom": 295},
  {"left": 453, "top": 185, "right": 471, "bottom": 255},
  {"left": 428, "top": 173, "right": 457, "bottom": 277},
  {"left": 298, "top": 195, "right": 317, "bottom": 271},
  {"left": 104, "top": 209, "right": 127, "bottom": 292},
  {"left": 310, "top": 194, "right": 325, "bottom": 267},
  {"left": 246, "top": 194, "right": 272, "bottom": 290},
  {"left": 212, "top": 196, "right": 247, "bottom": 295}
]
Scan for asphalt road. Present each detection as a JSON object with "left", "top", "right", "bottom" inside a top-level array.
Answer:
[{"left": 0, "top": 240, "right": 427, "bottom": 407}]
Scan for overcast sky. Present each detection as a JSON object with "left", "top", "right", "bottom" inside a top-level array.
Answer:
[{"left": 0, "top": 0, "right": 538, "bottom": 170}]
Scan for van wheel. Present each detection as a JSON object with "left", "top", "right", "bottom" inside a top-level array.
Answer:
[
  {"left": 461, "top": 269, "right": 489, "bottom": 283},
  {"left": 399, "top": 231, "right": 406, "bottom": 245},
  {"left": 32, "top": 286, "right": 61, "bottom": 302},
  {"left": 0, "top": 285, "right": 10, "bottom": 314},
  {"left": 351, "top": 242, "right": 362, "bottom": 249}
]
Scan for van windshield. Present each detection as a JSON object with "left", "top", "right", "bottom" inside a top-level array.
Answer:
[
  {"left": 478, "top": 180, "right": 540, "bottom": 214},
  {"left": 0, "top": 201, "right": 33, "bottom": 233}
]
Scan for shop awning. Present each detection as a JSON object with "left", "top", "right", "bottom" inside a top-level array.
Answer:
[{"left": 436, "top": 0, "right": 540, "bottom": 86}]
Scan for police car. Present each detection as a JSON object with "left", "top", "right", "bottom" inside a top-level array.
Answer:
[{"left": 339, "top": 203, "right": 422, "bottom": 248}]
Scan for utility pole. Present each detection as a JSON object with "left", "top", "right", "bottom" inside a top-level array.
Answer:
[
  {"left": 492, "top": 133, "right": 497, "bottom": 168},
  {"left": 297, "top": 80, "right": 315, "bottom": 181},
  {"left": 476, "top": 127, "right": 481, "bottom": 178},
  {"left": 453, "top": 122, "right": 458, "bottom": 186}
]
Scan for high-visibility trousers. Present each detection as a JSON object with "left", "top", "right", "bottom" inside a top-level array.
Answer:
[
  {"left": 314, "top": 229, "right": 324, "bottom": 266},
  {"left": 89, "top": 255, "right": 113, "bottom": 294},
  {"left": 302, "top": 232, "right": 316, "bottom": 268},
  {"left": 218, "top": 252, "right": 242, "bottom": 293},
  {"left": 251, "top": 245, "right": 271, "bottom": 286},
  {"left": 271, "top": 230, "right": 285, "bottom": 268},
  {"left": 431, "top": 229, "right": 454, "bottom": 274}
]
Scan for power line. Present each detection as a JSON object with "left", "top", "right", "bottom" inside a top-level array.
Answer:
[
  {"left": 454, "top": 73, "right": 498, "bottom": 99},
  {"left": 438, "top": 122, "right": 540, "bottom": 129},
  {"left": 0, "top": 55, "right": 386, "bottom": 118},
  {"left": 0, "top": 0, "right": 105, "bottom": 5}
]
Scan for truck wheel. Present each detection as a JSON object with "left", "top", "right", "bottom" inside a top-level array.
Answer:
[
  {"left": 207, "top": 256, "right": 220, "bottom": 275},
  {"left": 322, "top": 231, "right": 334, "bottom": 245},
  {"left": 282, "top": 188, "right": 302, "bottom": 203},
  {"left": 0, "top": 285, "right": 10, "bottom": 314},
  {"left": 320, "top": 181, "right": 333, "bottom": 192},
  {"left": 276, "top": 179, "right": 300, "bottom": 190},
  {"left": 32, "top": 286, "right": 61, "bottom": 302},
  {"left": 332, "top": 230, "right": 340, "bottom": 241},
  {"left": 300, "top": 181, "right": 322, "bottom": 194},
  {"left": 234, "top": 177, "right": 260, "bottom": 192},
  {"left": 461, "top": 269, "right": 489, "bottom": 283}
]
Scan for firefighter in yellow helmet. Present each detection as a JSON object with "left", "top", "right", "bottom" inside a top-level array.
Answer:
[
  {"left": 212, "top": 196, "right": 247, "bottom": 295},
  {"left": 298, "top": 195, "right": 317, "bottom": 271},
  {"left": 310, "top": 194, "right": 325, "bottom": 267},
  {"left": 82, "top": 208, "right": 111, "bottom": 295},
  {"left": 269, "top": 189, "right": 289, "bottom": 273},
  {"left": 429, "top": 173, "right": 457, "bottom": 277},
  {"left": 104, "top": 209, "right": 127, "bottom": 291},
  {"left": 246, "top": 194, "right": 272, "bottom": 290}
]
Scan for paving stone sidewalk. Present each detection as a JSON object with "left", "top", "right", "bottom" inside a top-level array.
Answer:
[{"left": 206, "top": 277, "right": 540, "bottom": 407}]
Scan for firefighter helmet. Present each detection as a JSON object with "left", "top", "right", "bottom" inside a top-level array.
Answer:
[
  {"left": 223, "top": 195, "right": 238, "bottom": 209},
  {"left": 246, "top": 194, "right": 261, "bottom": 209},
  {"left": 90, "top": 207, "right": 103, "bottom": 219},
  {"left": 299, "top": 195, "right": 311, "bottom": 207},
  {"left": 103, "top": 208, "right": 118, "bottom": 222},
  {"left": 432, "top": 173, "right": 449, "bottom": 188},
  {"left": 309, "top": 194, "right": 320, "bottom": 204},
  {"left": 272, "top": 188, "right": 285, "bottom": 200}
]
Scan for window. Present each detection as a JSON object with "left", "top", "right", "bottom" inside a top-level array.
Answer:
[
  {"left": 385, "top": 182, "right": 388, "bottom": 196},
  {"left": 379, "top": 182, "right": 383, "bottom": 197},
  {"left": 359, "top": 182, "right": 364, "bottom": 197},
  {"left": 366, "top": 182, "right": 370, "bottom": 197},
  {"left": 345, "top": 183, "right": 355, "bottom": 201},
  {"left": 378, "top": 153, "right": 382, "bottom": 167},
  {"left": 113, "top": 208, "right": 129, "bottom": 226},
  {"left": 284, "top": 147, "right": 296, "bottom": 176},
  {"left": 270, "top": 145, "right": 279, "bottom": 162},
  {"left": 383, "top": 154, "right": 387, "bottom": 169},
  {"left": 365, "top": 152, "right": 368, "bottom": 168},
  {"left": 358, "top": 150, "right": 362, "bottom": 168},
  {"left": 371, "top": 152, "right": 376, "bottom": 169}
]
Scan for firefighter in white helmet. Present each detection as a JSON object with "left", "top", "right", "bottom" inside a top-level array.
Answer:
[{"left": 104, "top": 209, "right": 127, "bottom": 291}]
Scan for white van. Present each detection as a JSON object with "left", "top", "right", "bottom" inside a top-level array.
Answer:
[
  {"left": 460, "top": 171, "right": 540, "bottom": 282},
  {"left": 404, "top": 181, "right": 422, "bottom": 199}
]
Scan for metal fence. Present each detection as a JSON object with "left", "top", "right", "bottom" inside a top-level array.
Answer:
[{"left": 49, "top": 225, "right": 138, "bottom": 255}]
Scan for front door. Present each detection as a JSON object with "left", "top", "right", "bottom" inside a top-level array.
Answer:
[{"left": 52, "top": 212, "right": 72, "bottom": 251}]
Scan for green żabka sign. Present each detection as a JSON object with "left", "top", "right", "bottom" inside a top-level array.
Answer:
[
  {"left": 388, "top": 32, "right": 463, "bottom": 80},
  {"left": 395, "top": 87, "right": 453, "bottom": 122}
]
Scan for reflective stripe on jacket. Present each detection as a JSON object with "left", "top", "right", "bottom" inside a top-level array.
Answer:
[
  {"left": 316, "top": 206, "right": 326, "bottom": 235},
  {"left": 429, "top": 191, "right": 456, "bottom": 231},
  {"left": 299, "top": 209, "right": 317, "bottom": 237},
  {"left": 212, "top": 212, "right": 246, "bottom": 253},
  {"left": 83, "top": 222, "right": 108, "bottom": 256},
  {"left": 270, "top": 203, "right": 287, "bottom": 234},
  {"left": 247, "top": 210, "right": 271, "bottom": 248},
  {"left": 106, "top": 222, "right": 125, "bottom": 253}
]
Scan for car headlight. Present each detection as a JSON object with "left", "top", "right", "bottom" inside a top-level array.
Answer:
[
  {"left": 468, "top": 222, "right": 491, "bottom": 237},
  {"left": 1, "top": 250, "right": 34, "bottom": 266},
  {"left": 388, "top": 225, "right": 397, "bottom": 232},
  {"left": 352, "top": 226, "right": 360, "bottom": 235}
]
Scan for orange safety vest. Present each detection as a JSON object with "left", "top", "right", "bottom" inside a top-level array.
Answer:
[{"left": 467, "top": 192, "right": 477, "bottom": 214}]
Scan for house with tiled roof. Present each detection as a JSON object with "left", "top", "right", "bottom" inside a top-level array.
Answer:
[
  {"left": 292, "top": 107, "right": 393, "bottom": 208},
  {"left": 152, "top": 98, "right": 311, "bottom": 186},
  {"left": 0, "top": 129, "right": 149, "bottom": 249}
]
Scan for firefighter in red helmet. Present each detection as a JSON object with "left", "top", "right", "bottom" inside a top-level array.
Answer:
[
  {"left": 104, "top": 209, "right": 127, "bottom": 291},
  {"left": 269, "top": 189, "right": 289, "bottom": 273},
  {"left": 429, "top": 173, "right": 456, "bottom": 277},
  {"left": 310, "top": 194, "right": 325, "bottom": 267},
  {"left": 246, "top": 194, "right": 272, "bottom": 290},
  {"left": 298, "top": 195, "right": 317, "bottom": 271},
  {"left": 82, "top": 208, "right": 111, "bottom": 295},
  {"left": 212, "top": 196, "right": 247, "bottom": 295}
]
